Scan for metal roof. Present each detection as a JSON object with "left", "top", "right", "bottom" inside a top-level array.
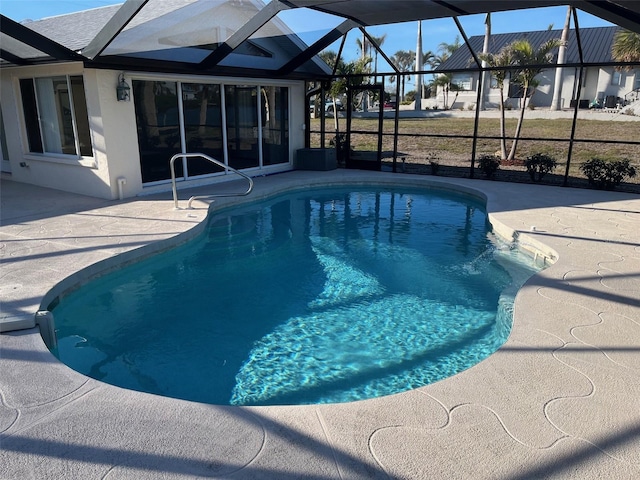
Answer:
[
  {"left": 1, "top": 0, "right": 639, "bottom": 77},
  {"left": 439, "top": 25, "right": 621, "bottom": 70}
]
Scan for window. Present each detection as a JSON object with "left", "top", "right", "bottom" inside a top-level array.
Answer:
[
  {"left": 19, "top": 75, "right": 93, "bottom": 157},
  {"left": 635, "top": 71, "right": 640, "bottom": 91},
  {"left": 451, "top": 73, "right": 473, "bottom": 91},
  {"left": 611, "top": 70, "right": 622, "bottom": 86}
]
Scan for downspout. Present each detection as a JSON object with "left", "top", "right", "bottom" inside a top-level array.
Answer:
[{"left": 117, "top": 177, "right": 127, "bottom": 200}]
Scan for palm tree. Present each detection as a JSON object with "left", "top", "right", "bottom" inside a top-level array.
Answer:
[
  {"left": 428, "top": 52, "right": 449, "bottom": 70},
  {"left": 355, "top": 33, "right": 385, "bottom": 110},
  {"left": 328, "top": 56, "right": 372, "bottom": 139},
  {"left": 356, "top": 33, "right": 387, "bottom": 66},
  {"left": 438, "top": 36, "right": 461, "bottom": 57},
  {"left": 319, "top": 50, "right": 337, "bottom": 71},
  {"left": 611, "top": 29, "right": 640, "bottom": 67},
  {"left": 390, "top": 50, "right": 415, "bottom": 100},
  {"left": 432, "top": 73, "right": 461, "bottom": 109},
  {"left": 507, "top": 38, "right": 561, "bottom": 160},
  {"left": 428, "top": 46, "right": 457, "bottom": 108},
  {"left": 422, "top": 50, "right": 435, "bottom": 68},
  {"left": 478, "top": 45, "right": 516, "bottom": 159},
  {"left": 418, "top": 50, "right": 434, "bottom": 98}
]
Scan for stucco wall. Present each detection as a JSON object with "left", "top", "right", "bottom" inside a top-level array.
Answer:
[
  {"left": 430, "top": 66, "right": 638, "bottom": 111},
  {"left": 1, "top": 66, "right": 303, "bottom": 200},
  {"left": 0, "top": 63, "right": 114, "bottom": 198}
]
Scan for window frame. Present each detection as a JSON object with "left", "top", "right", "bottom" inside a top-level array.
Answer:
[
  {"left": 451, "top": 73, "right": 473, "bottom": 91},
  {"left": 611, "top": 70, "right": 623, "bottom": 86},
  {"left": 19, "top": 74, "right": 94, "bottom": 165},
  {"left": 132, "top": 75, "right": 293, "bottom": 187}
]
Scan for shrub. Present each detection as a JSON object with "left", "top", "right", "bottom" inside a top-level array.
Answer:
[
  {"left": 477, "top": 154, "right": 500, "bottom": 179},
  {"left": 330, "top": 133, "right": 349, "bottom": 164},
  {"left": 580, "top": 158, "right": 637, "bottom": 190},
  {"left": 525, "top": 153, "right": 558, "bottom": 182}
]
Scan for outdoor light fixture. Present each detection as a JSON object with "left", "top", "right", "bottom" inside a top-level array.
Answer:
[{"left": 116, "top": 73, "right": 130, "bottom": 102}]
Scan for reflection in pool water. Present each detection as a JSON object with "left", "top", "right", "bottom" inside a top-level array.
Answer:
[{"left": 52, "top": 186, "right": 541, "bottom": 406}]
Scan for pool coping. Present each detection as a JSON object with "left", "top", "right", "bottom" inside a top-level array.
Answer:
[{"left": 1, "top": 170, "right": 639, "bottom": 479}]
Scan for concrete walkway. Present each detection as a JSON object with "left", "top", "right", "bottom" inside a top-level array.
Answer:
[{"left": 1, "top": 171, "right": 639, "bottom": 479}]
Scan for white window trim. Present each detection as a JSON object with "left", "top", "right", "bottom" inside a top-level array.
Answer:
[
  {"left": 18, "top": 74, "right": 95, "bottom": 165},
  {"left": 133, "top": 76, "right": 292, "bottom": 187}
]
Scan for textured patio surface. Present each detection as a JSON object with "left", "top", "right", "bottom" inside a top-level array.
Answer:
[{"left": 1, "top": 170, "right": 639, "bottom": 479}]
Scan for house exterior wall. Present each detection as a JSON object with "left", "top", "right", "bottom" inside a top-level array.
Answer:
[
  {"left": 1, "top": 62, "right": 114, "bottom": 198},
  {"left": 428, "top": 66, "right": 638, "bottom": 111},
  {"left": 1, "top": 65, "right": 304, "bottom": 199}
]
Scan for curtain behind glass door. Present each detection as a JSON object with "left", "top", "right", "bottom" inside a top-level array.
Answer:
[
  {"left": 225, "top": 85, "right": 259, "bottom": 170},
  {"left": 261, "top": 86, "right": 288, "bottom": 166},
  {"left": 133, "top": 80, "right": 181, "bottom": 183},
  {"left": 182, "top": 83, "right": 224, "bottom": 176}
]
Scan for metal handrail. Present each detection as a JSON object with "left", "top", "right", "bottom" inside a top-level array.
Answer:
[
  {"left": 623, "top": 88, "right": 639, "bottom": 105},
  {"left": 170, "top": 153, "right": 254, "bottom": 209}
]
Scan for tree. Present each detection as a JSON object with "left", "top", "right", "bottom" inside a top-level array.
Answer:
[
  {"left": 356, "top": 33, "right": 387, "bottom": 69},
  {"left": 390, "top": 50, "right": 415, "bottom": 100},
  {"left": 421, "top": 50, "right": 435, "bottom": 69},
  {"left": 432, "top": 73, "right": 461, "bottom": 109},
  {"left": 429, "top": 38, "right": 461, "bottom": 108},
  {"left": 356, "top": 33, "right": 386, "bottom": 110},
  {"left": 478, "top": 45, "right": 516, "bottom": 158},
  {"left": 326, "top": 55, "right": 372, "bottom": 152},
  {"left": 319, "top": 50, "right": 337, "bottom": 71},
  {"left": 507, "top": 38, "right": 561, "bottom": 160},
  {"left": 438, "top": 35, "right": 461, "bottom": 57},
  {"left": 611, "top": 29, "right": 640, "bottom": 67}
]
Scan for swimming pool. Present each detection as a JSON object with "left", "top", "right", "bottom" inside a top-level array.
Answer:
[{"left": 51, "top": 185, "right": 541, "bottom": 406}]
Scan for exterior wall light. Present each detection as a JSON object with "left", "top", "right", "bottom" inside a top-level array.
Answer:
[{"left": 116, "top": 73, "right": 131, "bottom": 102}]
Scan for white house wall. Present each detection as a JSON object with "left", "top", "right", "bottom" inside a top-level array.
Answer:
[
  {"left": 1, "top": 65, "right": 304, "bottom": 200},
  {"left": 1, "top": 63, "right": 114, "bottom": 198},
  {"left": 94, "top": 69, "right": 144, "bottom": 200},
  {"left": 432, "top": 66, "right": 637, "bottom": 111}
]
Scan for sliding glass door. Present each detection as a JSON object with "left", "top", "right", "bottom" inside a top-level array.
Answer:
[
  {"left": 182, "top": 83, "right": 224, "bottom": 176},
  {"left": 261, "top": 86, "right": 289, "bottom": 166},
  {"left": 133, "top": 80, "right": 181, "bottom": 183},
  {"left": 225, "top": 85, "right": 259, "bottom": 170},
  {"left": 133, "top": 80, "right": 289, "bottom": 184}
]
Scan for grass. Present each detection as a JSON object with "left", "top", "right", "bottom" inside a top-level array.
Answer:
[{"left": 309, "top": 115, "right": 640, "bottom": 192}]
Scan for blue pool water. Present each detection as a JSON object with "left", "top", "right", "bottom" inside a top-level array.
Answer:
[{"left": 51, "top": 186, "right": 541, "bottom": 406}]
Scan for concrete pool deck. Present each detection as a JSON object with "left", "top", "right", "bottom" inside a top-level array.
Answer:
[{"left": 1, "top": 170, "right": 639, "bottom": 479}]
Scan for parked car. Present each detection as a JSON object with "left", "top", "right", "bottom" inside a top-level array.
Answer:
[
  {"left": 309, "top": 99, "right": 345, "bottom": 115},
  {"left": 383, "top": 101, "right": 396, "bottom": 109},
  {"left": 325, "top": 101, "right": 345, "bottom": 114}
]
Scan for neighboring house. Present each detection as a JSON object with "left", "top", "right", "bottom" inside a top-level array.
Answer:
[
  {"left": 434, "top": 26, "right": 640, "bottom": 111},
  {"left": 0, "top": 1, "right": 329, "bottom": 199}
]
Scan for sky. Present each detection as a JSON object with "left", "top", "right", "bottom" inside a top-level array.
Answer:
[{"left": 1, "top": 0, "right": 614, "bottom": 85}]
